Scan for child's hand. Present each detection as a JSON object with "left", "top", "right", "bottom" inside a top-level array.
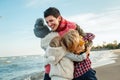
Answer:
[
  {"left": 87, "top": 46, "right": 92, "bottom": 51},
  {"left": 86, "top": 51, "right": 90, "bottom": 57},
  {"left": 86, "top": 46, "right": 92, "bottom": 57}
]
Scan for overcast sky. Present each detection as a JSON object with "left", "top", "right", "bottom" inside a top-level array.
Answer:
[{"left": 0, "top": 0, "right": 120, "bottom": 57}]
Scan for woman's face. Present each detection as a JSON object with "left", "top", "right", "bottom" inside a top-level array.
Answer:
[{"left": 45, "top": 15, "right": 61, "bottom": 31}]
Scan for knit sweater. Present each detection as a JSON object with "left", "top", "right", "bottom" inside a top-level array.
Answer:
[
  {"left": 44, "top": 46, "right": 74, "bottom": 80},
  {"left": 41, "top": 32, "right": 59, "bottom": 50}
]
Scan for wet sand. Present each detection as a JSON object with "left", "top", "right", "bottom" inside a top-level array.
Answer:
[{"left": 94, "top": 49, "right": 120, "bottom": 80}]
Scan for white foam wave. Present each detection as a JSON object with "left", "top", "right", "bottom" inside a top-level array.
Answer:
[{"left": 90, "top": 50, "right": 118, "bottom": 68}]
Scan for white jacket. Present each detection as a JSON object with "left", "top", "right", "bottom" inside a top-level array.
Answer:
[
  {"left": 44, "top": 46, "right": 74, "bottom": 80},
  {"left": 41, "top": 32, "right": 59, "bottom": 50}
]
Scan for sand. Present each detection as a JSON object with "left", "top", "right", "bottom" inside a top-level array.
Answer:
[{"left": 94, "top": 49, "right": 120, "bottom": 80}]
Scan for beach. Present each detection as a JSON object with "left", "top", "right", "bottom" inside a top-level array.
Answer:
[
  {"left": 95, "top": 49, "right": 120, "bottom": 80},
  {"left": 1, "top": 49, "right": 119, "bottom": 80},
  {"left": 23, "top": 49, "right": 120, "bottom": 80}
]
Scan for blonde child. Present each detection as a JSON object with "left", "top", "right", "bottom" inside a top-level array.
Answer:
[
  {"left": 61, "top": 29, "right": 97, "bottom": 80},
  {"left": 61, "top": 29, "right": 89, "bottom": 55}
]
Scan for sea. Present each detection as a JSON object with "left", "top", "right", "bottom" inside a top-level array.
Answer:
[{"left": 0, "top": 50, "right": 118, "bottom": 80}]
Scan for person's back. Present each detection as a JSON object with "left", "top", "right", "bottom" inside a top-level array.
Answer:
[{"left": 44, "top": 36, "right": 74, "bottom": 80}]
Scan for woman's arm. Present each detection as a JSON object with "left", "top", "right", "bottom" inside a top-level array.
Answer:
[
  {"left": 65, "top": 52, "right": 87, "bottom": 62},
  {"left": 76, "top": 24, "right": 86, "bottom": 37}
]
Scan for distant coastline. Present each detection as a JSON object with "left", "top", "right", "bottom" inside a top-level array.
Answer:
[{"left": 92, "top": 40, "right": 120, "bottom": 51}]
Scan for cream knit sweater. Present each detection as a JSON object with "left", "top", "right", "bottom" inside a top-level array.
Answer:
[{"left": 45, "top": 46, "right": 74, "bottom": 80}]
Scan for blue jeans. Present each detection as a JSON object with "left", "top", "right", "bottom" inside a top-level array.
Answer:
[
  {"left": 73, "top": 69, "right": 97, "bottom": 80},
  {"left": 44, "top": 73, "right": 51, "bottom": 80}
]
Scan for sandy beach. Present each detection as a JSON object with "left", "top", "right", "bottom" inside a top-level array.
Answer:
[{"left": 95, "top": 49, "right": 120, "bottom": 80}]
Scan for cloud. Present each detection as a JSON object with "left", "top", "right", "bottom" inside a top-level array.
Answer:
[
  {"left": 25, "top": 0, "right": 57, "bottom": 8},
  {"left": 25, "top": 0, "right": 40, "bottom": 8},
  {"left": 66, "top": 8, "right": 120, "bottom": 31},
  {"left": 66, "top": 8, "right": 120, "bottom": 45}
]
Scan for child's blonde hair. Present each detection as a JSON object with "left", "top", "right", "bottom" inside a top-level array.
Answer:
[{"left": 61, "top": 29, "right": 85, "bottom": 53}]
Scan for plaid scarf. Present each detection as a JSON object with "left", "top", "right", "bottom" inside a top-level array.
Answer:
[{"left": 56, "top": 17, "right": 76, "bottom": 36}]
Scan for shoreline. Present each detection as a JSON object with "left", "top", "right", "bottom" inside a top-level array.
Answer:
[
  {"left": 10, "top": 49, "right": 120, "bottom": 80},
  {"left": 94, "top": 49, "right": 120, "bottom": 80}
]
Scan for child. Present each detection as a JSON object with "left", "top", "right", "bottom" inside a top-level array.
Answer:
[
  {"left": 61, "top": 29, "right": 97, "bottom": 80},
  {"left": 61, "top": 29, "right": 86, "bottom": 55},
  {"left": 62, "top": 29, "right": 94, "bottom": 56},
  {"left": 44, "top": 34, "right": 89, "bottom": 80},
  {"left": 44, "top": 36, "right": 73, "bottom": 80}
]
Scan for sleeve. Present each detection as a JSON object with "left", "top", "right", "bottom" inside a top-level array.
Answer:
[
  {"left": 84, "top": 33, "right": 95, "bottom": 41},
  {"left": 45, "top": 46, "right": 65, "bottom": 65},
  {"left": 76, "top": 24, "right": 95, "bottom": 47},
  {"left": 84, "top": 33, "right": 95, "bottom": 47},
  {"left": 85, "top": 40, "right": 93, "bottom": 47},
  {"left": 44, "top": 51, "right": 55, "bottom": 66},
  {"left": 76, "top": 24, "right": 86, "bottom": 37},
  {"left": 44, "top": 53, "right": 48, "bottom": 66},
  {"left": 41, "top": 32, "right": 59, "bottom": 50},
  {"left": 65, "top": 52, "right": 87, "bottom": 62},
  {"left": 44, "top": 56, "right": 55, "bottom": 66}
]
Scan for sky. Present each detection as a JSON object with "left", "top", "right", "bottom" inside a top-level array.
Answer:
[{"left": 0, "top": 0, "right": 120, "bottom": 57}]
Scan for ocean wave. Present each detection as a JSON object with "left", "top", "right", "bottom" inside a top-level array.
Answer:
[
  {"left": 0, "top": 51, "right": 118, "bottom": 80},
  {"left": 11, "top": 71, "right": 44, "bottom": 80}
]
